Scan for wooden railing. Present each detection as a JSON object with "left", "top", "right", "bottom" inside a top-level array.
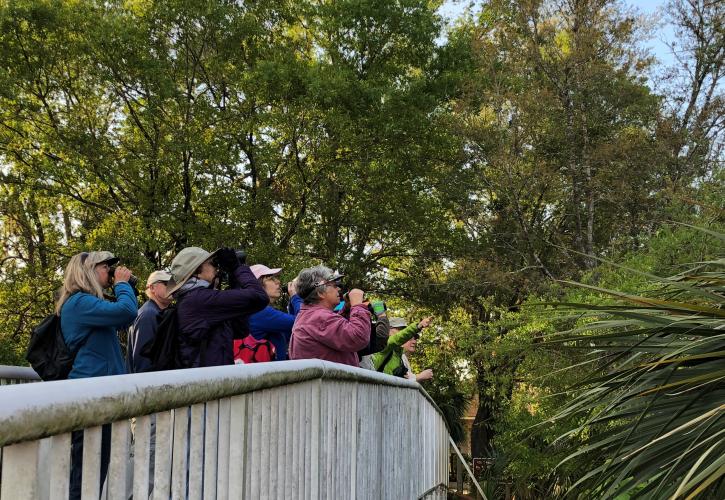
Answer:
[
  {"left": 0, "top": 360, "right": 450, "bottom": 499},
  {"left": 0, "top": 365, "right": 40, "bottom": 385}
]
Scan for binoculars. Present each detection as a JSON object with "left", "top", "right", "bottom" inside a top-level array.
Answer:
[
  {"left": 108, "top": 265, "right": 138, "bottom": 288},
  {"left": 213, "top": 249, "right": 247, "bottom": 287},
  {"left": 211, "top": 249, "right": 247, "bottom": 269}
]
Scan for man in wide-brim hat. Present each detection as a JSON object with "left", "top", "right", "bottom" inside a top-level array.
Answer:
[{"left": 168, "top": 246, "right": 268, "bottom": 368}]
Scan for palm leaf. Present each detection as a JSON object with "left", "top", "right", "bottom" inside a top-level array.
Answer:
[{"left": 543, "top": 249, "right": 725, "bottom": 499}]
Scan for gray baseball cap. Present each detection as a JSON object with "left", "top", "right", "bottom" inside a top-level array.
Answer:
[
  {"left": 146, "top": 270, "right": 173, "bottom": 287},
  {"left": 389, "top": 317, "right": 408, "bottom": 329},
  {"left": 82, "top": 251, "right": 120, "bottom": 268}
]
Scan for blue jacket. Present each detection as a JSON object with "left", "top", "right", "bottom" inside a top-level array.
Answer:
[
  {"left": 126, "top": 299, "right": 162, "bottom": 373},
  {"left": 176, "top": 265, "right": 268, "bottom": 368},
  {"left": 60, "top": 282, "right": 138, "bottom": 379},
  {"left": 249, "top": 295, "right": 303, "bottom": 360}
]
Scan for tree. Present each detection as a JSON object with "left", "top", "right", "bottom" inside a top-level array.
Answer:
[
  {"left": 658, "top": 0, "right": 724, "bottom": 183},
  {"left": 433, "top": 0, "right": 680, "bottom": 460},
  {"left": 0, "top": 0, "right": 461, "bottom": 362}
]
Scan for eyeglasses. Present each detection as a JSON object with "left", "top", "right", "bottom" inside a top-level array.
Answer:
[{"left": 80, "top": 252, "right": 89, "bottom": 264}]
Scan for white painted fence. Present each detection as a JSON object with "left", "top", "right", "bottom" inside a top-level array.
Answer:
[
  {"left": 0, "top": 360, "right": 450, "bottom": 499},
  {"left": 0, "top": 365, "right": 41, "bottom": 385}
]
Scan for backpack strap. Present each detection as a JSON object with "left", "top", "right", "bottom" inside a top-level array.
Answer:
[
  {"left": 173, "top": 295, "right": 210, "bottom": 368},
  {"left": 376, "top": 350, "right": 395, "bottom": 373}
]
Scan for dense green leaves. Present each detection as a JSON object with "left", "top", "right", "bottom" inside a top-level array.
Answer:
[{"left": 543, "top": 236, "right": 725, "bottom": 499}]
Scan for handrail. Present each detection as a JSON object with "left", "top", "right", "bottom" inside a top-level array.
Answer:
[
  {"left": 450, "top": 436, "right": 488, "bottom": 500},
  {"left": 0, "top": 359, "right": 447, "bottom": 447},
  {"left": 0, "top": 365, "right": 40, "bottom": 382},
  {"left": 418, "top": 483, "right": 449, "bottom": 499},
  {"left": 0, "top": 360, "right": 452, "bottom": 499}
]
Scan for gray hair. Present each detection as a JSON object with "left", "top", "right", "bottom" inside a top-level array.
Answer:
[{"left": 297, "top": 265, "right": 335, "bottom": 304}]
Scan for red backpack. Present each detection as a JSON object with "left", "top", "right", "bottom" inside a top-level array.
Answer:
[{"left": 233, "top": 337, "right": 276, "bottom": 364}]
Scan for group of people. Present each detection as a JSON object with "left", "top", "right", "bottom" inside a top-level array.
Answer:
[
  {"left": 56, "top": 246, "right": 433, "bottom": 498},
  {"left": 118, "top": 249, "right": 434, "bottom": 380},
  {"left": 57, "top": 246, "right": 434, "bottom": 380}
]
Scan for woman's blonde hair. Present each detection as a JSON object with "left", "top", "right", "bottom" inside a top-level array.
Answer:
[{"left": 55, "top": 252, "right": 105, "bottom": 314}]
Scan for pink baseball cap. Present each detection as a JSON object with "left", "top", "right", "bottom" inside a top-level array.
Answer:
[{"left": 250, "top": 264, "right": 283, "bottom": 279}]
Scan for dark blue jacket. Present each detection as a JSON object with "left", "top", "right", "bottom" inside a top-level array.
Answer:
[
  {"left": 249, "top": 295, "right": 302, "bottom": 360},
  {"left": 127, "top": 300, "right": 162, "bottom": 373},
  {"left": 176, "top": 265, "right": 268, "bottom": 368},
  {"left": 61, "top": 282, "right": 137, "bottom": 379}
]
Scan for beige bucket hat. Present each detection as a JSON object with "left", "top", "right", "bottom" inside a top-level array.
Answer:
[{"left": 166, "top": 247, "right": 219, "bottom": 297}]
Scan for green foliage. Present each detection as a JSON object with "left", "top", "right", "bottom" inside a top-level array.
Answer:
[
  {"left": 423, "top": 222, "right": 724, "bottom": 496},
  {"left": 543, "top": 229, "right": 725, "bottom": 499},
  {"left": 0, "top": 0, "right": 461, "bottom": 363}
]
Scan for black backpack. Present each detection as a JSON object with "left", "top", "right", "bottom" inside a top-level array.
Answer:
[
  {"left": 140, "top": 302, "right": 183, "bottom": 371},
  {"left": 140, "top": 296, "right": 209, "bottom": 371},
  {"left": 26, "top": 314, "right": 75, "bottom": 380}
]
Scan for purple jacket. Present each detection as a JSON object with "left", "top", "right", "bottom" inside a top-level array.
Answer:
[
  {"left": 177, "top": 265, "right": 268, "bottom": 368},
  {"left": 289, "top": 303, "right": 371, "bottom": 367}
]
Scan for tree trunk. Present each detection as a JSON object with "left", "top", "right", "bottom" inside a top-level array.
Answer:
[
  {"left": 470, "top": 388, "right": 494, "bottom": 459},
  {"left": 28, "top": 198, "right": 48, "bottom": 270},
  {"left": 61, "top": 206, "right": 73, "bottom": 242}
]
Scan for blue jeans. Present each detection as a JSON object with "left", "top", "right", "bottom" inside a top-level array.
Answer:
[{"left": 69, "top": 424, "right": 111, "bottom": 500}]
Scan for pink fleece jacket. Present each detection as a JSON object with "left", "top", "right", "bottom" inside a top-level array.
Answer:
[{"left": 289, "top": 303, "right": 371, "bottom": 367}]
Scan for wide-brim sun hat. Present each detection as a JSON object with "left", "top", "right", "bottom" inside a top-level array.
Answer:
[
  {"left": 166, "top": 247, "right": 219, "bottom": 297},
  {"left": 250, "top": 264, "right": 283, "bottom": 279}
]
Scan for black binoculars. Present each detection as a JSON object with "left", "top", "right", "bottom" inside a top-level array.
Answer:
[
  {"left": 108, "top": 265, "right": 138, "bottom": 288},
  {"left": 212, "top": 249, "right": 248, "bottom": 289},
  {"left": 211, "top": 249, "right": 247, "bottom": 268}
]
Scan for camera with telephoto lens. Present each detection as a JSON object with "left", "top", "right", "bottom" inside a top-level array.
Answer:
[{"left": 108, "top": 265, "right": 138, "bottom": 288}]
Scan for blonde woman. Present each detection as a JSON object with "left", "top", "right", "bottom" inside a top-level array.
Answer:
[
  {"left": 57, "top": 251, "right": 137, "bottom": 378},
  {"left": 57, "top": 251, "right": 137, "bottom": 500}
]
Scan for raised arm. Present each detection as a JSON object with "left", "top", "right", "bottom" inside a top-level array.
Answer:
[
  {"left": 313, "top": 305, "right": 371, "bottom": 352},
  {"left": 74, "top": 283, "right": 138, "bottom": 328}
]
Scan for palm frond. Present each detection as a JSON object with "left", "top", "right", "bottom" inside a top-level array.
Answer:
[{"left": 545, "top": 253, "right": 725, "bottom": 499}]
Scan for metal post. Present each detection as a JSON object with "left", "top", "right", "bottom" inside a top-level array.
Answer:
[{"left": 456, "top": 454, "right": 464, "bottom": 493}]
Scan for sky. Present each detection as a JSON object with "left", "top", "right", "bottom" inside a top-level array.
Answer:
[{"left": 438, "top": 0, "right": 676, "bottom": 68}]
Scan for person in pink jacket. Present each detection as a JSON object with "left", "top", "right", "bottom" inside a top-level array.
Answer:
[{"left": 289, "top": 265, "right": 371, "bottom": 366}]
